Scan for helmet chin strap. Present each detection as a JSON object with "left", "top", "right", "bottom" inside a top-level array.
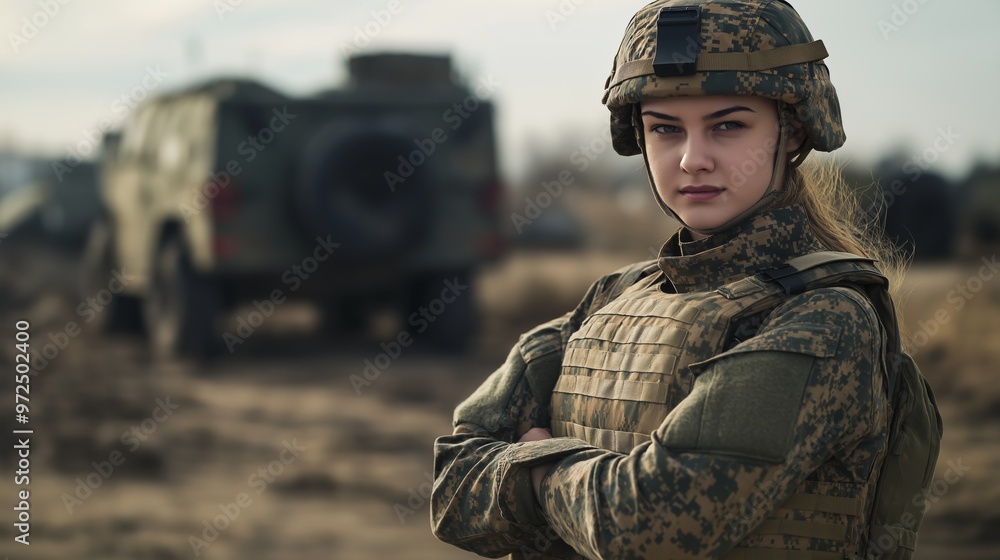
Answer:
[{"left": 633, "top": 103, "right": 795, "bottom": 237}]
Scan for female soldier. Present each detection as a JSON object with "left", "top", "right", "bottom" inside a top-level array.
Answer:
[{"left": 431, "top": 1, "right": 926, "bottom": 559}]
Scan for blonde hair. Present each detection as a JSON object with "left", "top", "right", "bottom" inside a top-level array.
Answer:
[{"left": 776, "top": 159, "right": 912, "bottom": 351}]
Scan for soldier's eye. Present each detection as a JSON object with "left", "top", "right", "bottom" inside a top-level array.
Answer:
[
  {"left": 650, "top": 124, "right": 681, "bottom": 135},
  {"left": 716, "top": 121, "right": 746, "bottom": 132}
]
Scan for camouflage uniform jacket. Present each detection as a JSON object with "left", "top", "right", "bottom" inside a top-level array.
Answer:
[{"left": 431, "top": 203, "right": 891, "bottom": 559}]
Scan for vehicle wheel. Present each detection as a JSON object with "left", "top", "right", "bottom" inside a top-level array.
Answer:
[
  {"left": 143, "top": 238, "right": 221, "bottom": 360},
  {"left": 408, "top": 270, "right": 477, "bottom": 354},
  {"left": 79, "top": 218, "right": 144, "bottom": 334}
]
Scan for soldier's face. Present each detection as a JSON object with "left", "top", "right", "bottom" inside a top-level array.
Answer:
[{"left": 640, "top": 96, "right": 800, "bottom": 238}]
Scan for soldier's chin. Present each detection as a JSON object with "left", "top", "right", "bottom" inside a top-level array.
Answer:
[{"left": 675, "top": 207, "right": 733, "bottom": 233}]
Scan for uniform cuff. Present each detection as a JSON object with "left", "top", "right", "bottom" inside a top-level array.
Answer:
[{"left": 496, "top": 438, "right": 595, "bottom": 527}]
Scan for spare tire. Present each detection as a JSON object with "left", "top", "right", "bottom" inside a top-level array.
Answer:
[{"left": 294, "top": 119, "right": 431, "bottom": 258}]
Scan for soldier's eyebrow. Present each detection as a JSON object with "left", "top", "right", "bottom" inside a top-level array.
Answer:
[{"left": 641, "top": 106, "right": 756, "bottom": 122}]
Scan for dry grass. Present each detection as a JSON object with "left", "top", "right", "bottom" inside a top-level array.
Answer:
[{"left": 0, "top": 248, "right": 997, "bottom": 559}]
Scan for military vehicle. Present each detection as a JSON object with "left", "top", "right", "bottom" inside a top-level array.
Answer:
[
  {"left": 85, "top": 53, "right": 506, "bottom": 358},
  {"left": 0, "top": 154, "right": 101, "bottom": 251},
  {"left": 877, "top": 169, "right": 957, "bottom": 261}
]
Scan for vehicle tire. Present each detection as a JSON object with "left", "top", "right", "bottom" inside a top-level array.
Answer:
[
  {"left": 79, "top": 218, "right": 144, "bottom": 334},
  {"left": 143, "top": 237, "right": 221, "bottom": 360},
  {"left": 408, "top": 270, "right": 477, "bottom": 354},
  {"left": 294, "top": 120, "right": 431, "bottom": 259}
]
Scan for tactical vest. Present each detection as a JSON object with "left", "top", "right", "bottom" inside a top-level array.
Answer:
[{"left": 550, "top": 251, "right": 941, "bottom": 560}]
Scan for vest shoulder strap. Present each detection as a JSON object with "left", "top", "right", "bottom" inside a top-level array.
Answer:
[
  {"left": 721, "top": 251, "right": 900, "bottom": 395},
  {"left": 720, "top": 251, "right": 885, "bottom": 300},
  {"left": 591, "top": 259, "right": 661, "bottom": 310}
]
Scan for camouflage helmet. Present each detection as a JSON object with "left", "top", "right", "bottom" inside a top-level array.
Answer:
[
  {"left": 601, "top": 0, "right": 843, "bottom": 235},
  {"left": 603, "top": 0, "right": 844, "bottom": 158}
]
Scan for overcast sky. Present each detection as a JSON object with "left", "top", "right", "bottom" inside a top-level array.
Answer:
[{"left": 2, "top": 0, "right": 998, "bottom": 182}]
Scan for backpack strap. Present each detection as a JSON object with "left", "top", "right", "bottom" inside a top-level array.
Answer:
[
  {"left": 756, "top": 251, "right": 879, "bottom": 295},
  {"left": 741, "top": 250, "right": 903, "bottom": 399}
]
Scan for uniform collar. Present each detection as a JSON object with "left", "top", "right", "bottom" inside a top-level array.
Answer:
[{"left": 656, "top": 203, "right": 828, "bottom": 293}]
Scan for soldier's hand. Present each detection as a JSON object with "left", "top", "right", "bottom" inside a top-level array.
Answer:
[
  {"left": 518, "top": 428, "right": 556, "bottom": 500},
  {"left": 518, "top": 427, "right": 553, "bottom": 442}
]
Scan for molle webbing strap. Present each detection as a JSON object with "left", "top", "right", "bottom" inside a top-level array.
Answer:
[
  {"left": 780, "top": 492, "right": 864, "bottom": 517},
  {"left": 739, "top": 492, "right": 864, "bottom": 540},
  {"left": 723, "top": 491, "right": 864, "bottom": 559},
  {"left": 553, "top": 374, "right": 669, "bottom": 404},
  {"left": 749, "top": 518, "right": 848, "bottom": 541},
  {"left": 550, "top": 420, "right": 649, "bottom": 454},
  {"left": 608, "top": 40, "right": 828, "bottom": 90}
]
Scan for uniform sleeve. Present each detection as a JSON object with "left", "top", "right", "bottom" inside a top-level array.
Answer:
[
  {"left": 509, "top": 287, "right": 886, "bottom": 560},
  {"left": 430, "top": 266, "right": 647, "bottom": 557}
]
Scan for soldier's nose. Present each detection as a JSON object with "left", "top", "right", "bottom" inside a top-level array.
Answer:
[{"left": 679, "top": 137, "right": 714, "bottom": 175}]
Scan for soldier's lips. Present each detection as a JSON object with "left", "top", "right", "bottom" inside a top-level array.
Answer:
[{"left": 679, "top": 186, "right": 724, "bottom": 201}]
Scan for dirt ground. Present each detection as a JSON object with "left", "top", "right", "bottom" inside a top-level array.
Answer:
[{"left": 0, "top": 243, "right": 997, "bottom": 560}]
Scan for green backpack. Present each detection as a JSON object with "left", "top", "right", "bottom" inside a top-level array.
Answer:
[
  {"left": 601, "top": 251, "right": 945, "bottom": 559},
  {"left": 748, "top": 251, "right": 945, "bottom": 560}
]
